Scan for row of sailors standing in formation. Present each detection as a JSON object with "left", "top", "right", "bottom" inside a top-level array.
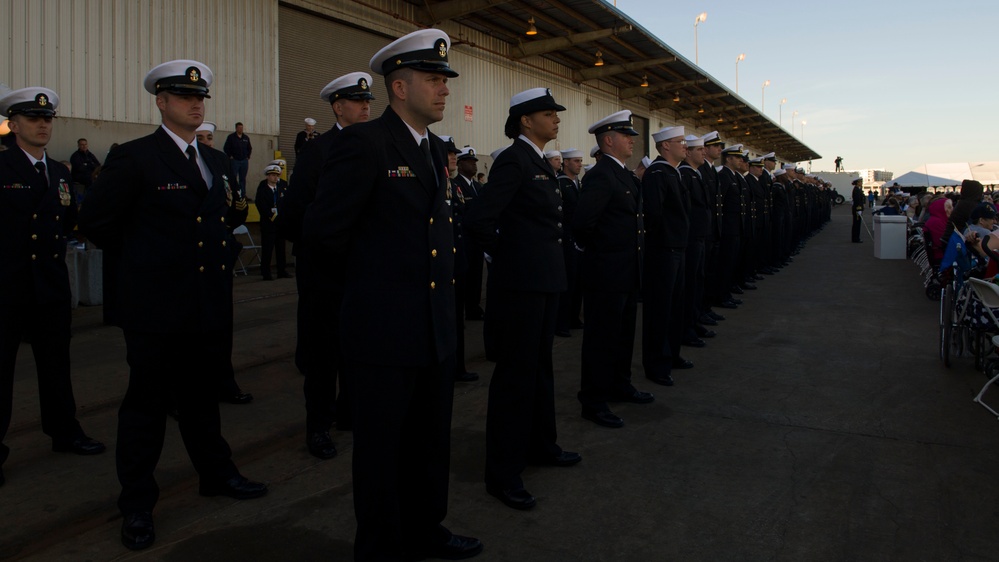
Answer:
[{"left": 0, "top": 24, "right": 833, "bottom": 560}]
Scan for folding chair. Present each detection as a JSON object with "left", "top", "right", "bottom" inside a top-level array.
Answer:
[
  {"left": 967, "top": 278, "right": 999, "bottom": 418},
  {"left": 232, "top": 225, "right": 261, "bottom": 276}
]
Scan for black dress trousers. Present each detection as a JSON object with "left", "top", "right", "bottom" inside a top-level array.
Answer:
[{"left": 116, "top": 330, "right": 239, "bottom": 514}]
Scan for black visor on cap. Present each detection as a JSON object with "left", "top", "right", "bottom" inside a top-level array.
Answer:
[
  {"left": 443, "top": 139, "right": 460, "bottom": 154},
  {"left": 155, "top": 74, "right": 211, "bottom": 98},
  {"left": 593, "top": 121, "right": 639, "bottom": 136}
]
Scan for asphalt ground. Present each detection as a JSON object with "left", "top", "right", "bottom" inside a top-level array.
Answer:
[{"left": 3, "top": 204, "right": 999, "bottom": 561}]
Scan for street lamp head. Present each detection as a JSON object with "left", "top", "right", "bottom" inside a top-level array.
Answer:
[
  {"left": 695, "top": 12, "right": 707, "bottom": 25},
  {"left": 763, "top": 80, "right": 770, "bottom": 88},
  {"left": 737, "top": 53, "right": 745, "bottom": 62},
  {"left": 801, "top": 120, "right": 807, "bottom": 126},
  {"left": 780, "top": 97, "right": 787, "bottom": 105}
]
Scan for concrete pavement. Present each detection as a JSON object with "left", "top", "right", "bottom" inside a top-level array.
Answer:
[{"left": 3, "top": 204, "right": 999, "bottom": 561}]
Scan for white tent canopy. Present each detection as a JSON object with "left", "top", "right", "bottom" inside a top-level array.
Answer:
[
  {"left": 892, "top": 162, "right": 999, "bottom": 188},
  {"left": 889, "top": 170, "right": 961, "bottom": 188}
]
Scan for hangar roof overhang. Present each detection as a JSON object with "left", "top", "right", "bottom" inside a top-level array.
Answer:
[{"left": 406, "top": 0, "right": 820, "bottom": 162}]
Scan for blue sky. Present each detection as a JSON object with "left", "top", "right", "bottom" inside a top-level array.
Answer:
[{"left": 617, "top": 0, "right": 998, "bottom": 175}]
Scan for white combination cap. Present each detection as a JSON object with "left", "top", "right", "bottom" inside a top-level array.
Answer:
[
  {"left": 0, "top": 87, "right": 59, "bottom": 117},
  {"left": 144, "top": 59, "right": 213, "bottom": 97},
  {"left": 369, "top": 29, "right": 458, "bottom": 77},
  {"left": 321, "top": 72, "right": 375, "bottom": 102},
  {"left": 588, "top": 110, "right": 638, "bottom": 136}
]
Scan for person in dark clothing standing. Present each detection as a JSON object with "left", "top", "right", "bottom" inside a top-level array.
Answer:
[
  {"left": 678, "top": 134, "right": 715, "bottom": 348},
  {"left": 698, "top": 131, "right": 726, "bottom": 326},
  {"left": 302, "top": 30, "right": 481, "bottom": 561},
  {"left": 283, "top": 71, "right": 374, "bottom": 461},
  {"left": 555, "top": 147, "right": 585, "bottom": 336},
  {"left": 573, "top": 110, "right": 654, "bottom": 429},
  {"left": 255, "top": 164, "right": 291, "bottom": 280},
  {"left": 294, "top": 117, "right": 319, "bottom": 156},
  {"left": 79, "top": 59, "right": 266, "bottom": 551},
  {"left": 223, "top": 121, "right": 251, "bottom": 195},
  {"left": 447, "top": 141, "right": 479, "bottom": 383},
  {"left": 464, "top": 87, "right": 581, "bottom": 512},
  {"left": 455, "top": 146, "right": 486, "bottom": 321},
  {"left": 69, "top": 137, "right": 101, "bottom": 192},
  {"left": 714, "top": 144, "right": 748, "bottom": 310},
  {"left": 642, "top": 125, "right": 691, "bottom": 387},
  {"left": 0, "top": 87, "right": 106, "bottom": 490},
  {"left": 851, "top": 177, "right": 865, "bottom": 243}
]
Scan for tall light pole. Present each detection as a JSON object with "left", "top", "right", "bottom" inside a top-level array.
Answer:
[
  {"left": 779, "top": 98, "right": 787, "bottom": 127},
  {"left": 694, "top": 12, "right": 707, "bottom": 65},
  {"left": 792, "top": 110, "right": 799, "bottom": 136},
  {"left": 761, "top": 80, "right": 770, "bottom": 112},
  {"left": 735, "top": 53, "right": 745, "bottom": 93}
]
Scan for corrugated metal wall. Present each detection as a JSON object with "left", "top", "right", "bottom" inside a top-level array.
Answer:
[
  {"left": 276, "top": 4, "right": 390, "bottom": 170},
  {"left": 0, "top": 0, "right": 279, "bottom": 134}
]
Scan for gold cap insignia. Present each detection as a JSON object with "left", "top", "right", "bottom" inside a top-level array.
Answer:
[
  {"left": 436, "top": 39, "right": 447, "bottom": 59},
  {"left": 360, "top": 78, "right": 368, "bottom": 90},
  {"left": 36, "top": 94, "right": 48, "bottom": 106},
  {"left": 187, "top": 66, "right": 200, "bottom": 82}
]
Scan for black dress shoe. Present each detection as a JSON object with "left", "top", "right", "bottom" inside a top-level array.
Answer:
[
  {"left": 730, "top": 285, "right": 744, "bottom": 295},
  {"left": 695, "top": 326, "right": 717, "bottom": 338},
  {"left": 740, "top": 282, "right": 758, "bottom": 290},
  {"left": 307, "top": 431, "right": 338, "bottom": 459},
  {"left": 199, "top": 475, "right": 268, "bottom": 499},
  {"left": 454, "top": 371, "right": 479, "bottom": 382},
  {"left": 221, "top": 391, "right": 254, "bottom": 405},
  {"left": 645, "top": 373, "right": 674, "bottom": 386},
  {"left": 581, "top": 409, "right": 624, "bottom": 428},
  {"left": 53, "top": 435, "right": 106, "bottom": 455},
  {"left": 707, "top": 310, "right": 725, "bottom": 321},
  {"left": 752, "top": 274, "right": 765, "bottom": 281},
  {"left": 698, "top": 314, "right": 718, "bottom": 326},
  {"left": 555, "top": 329, "right": 571, "bottom": 337},
  {"left": 682, "top": 337, "right": 706, "bottom": 348},
  {"left": 530, "top": 450, "right": 583, "bottom": 467},
  {"left": 611, "top": 389, "right": 655, "bottom": 404},
  {"left": 121, "top": 512, "right": 155, "bottom": 550},
  {"left": 278, "top": 272, "right": 294, "bottom": 278},
  {"left": 419, "top": 534, "right": 484, "bottom": 560},
  {"left": 729, "top": 297, "right": 743, "bottom": 305},
  {"left": 716, "top": 300, "right": 738, "bottom": 310},
  {"left": 672, "top": 358, "right": 694, "bottom": 369},
  {"left": 487, "top": 485, "right": 536, "bottom": 510}
]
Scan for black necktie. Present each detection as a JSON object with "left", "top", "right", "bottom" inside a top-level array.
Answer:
[
  {"left": 420, "top": 138, "right": 437, "bottom": 185},
  {"left": 34, "top": 161, "right": 47, "bottom": 182}
]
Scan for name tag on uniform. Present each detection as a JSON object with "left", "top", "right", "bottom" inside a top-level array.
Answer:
[
  {"left": 388, "top": 167, "right": 415, "bottom": 178},
  {"left": 2, "top": 183, "right": 29, "bottom": 189},
  {"left": 532, "top": 174, "right": 549, "bottom": 181},
  {"left": 157, "top": 183, "right": 188, "bottom": 191}
]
